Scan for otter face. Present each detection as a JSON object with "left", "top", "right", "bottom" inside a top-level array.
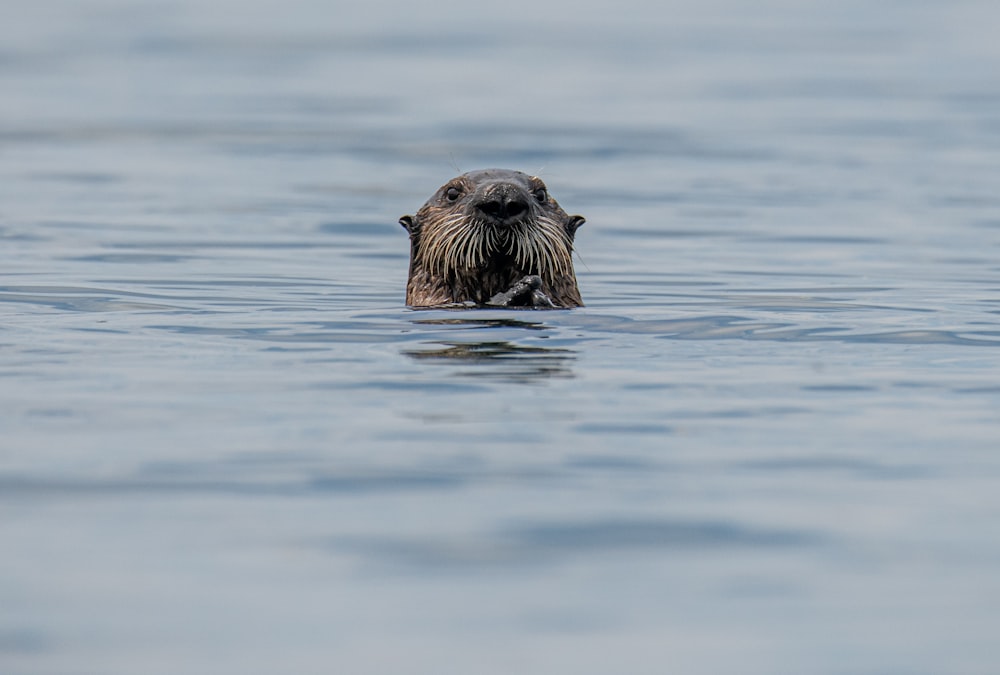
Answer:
[{"left": 400, "top": 169, "right": 585, "bottom": 308}]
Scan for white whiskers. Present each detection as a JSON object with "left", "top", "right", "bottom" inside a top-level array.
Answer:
[{"left": 417, "top": 213, "right": 574, "bottom": 279}]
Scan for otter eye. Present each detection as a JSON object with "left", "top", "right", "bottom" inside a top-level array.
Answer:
[
  {"left": 445, "top": 186, "right": 462, "bottom": 202},
  {"left": 533, "top": 188, "right": 548, "bottom": 203}
]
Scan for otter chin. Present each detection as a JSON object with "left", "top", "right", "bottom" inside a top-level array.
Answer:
[{"left": 400, "top": 169, "right": 585, "bottom": 308}]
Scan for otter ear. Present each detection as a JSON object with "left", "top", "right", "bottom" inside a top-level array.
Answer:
[
  {"left": 399, "top": 215, "right": 419, "bottom": 234},
  {"left": 568, "top": 215, "right": 585, "bottom": 234}
]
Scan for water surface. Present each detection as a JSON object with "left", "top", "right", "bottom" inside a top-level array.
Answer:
[{"left": 3, "top": 1, "right": 1000, "bottom": 673}]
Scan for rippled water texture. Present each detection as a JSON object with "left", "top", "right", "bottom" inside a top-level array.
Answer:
[{"left": 3, "top": 1, "right": 1000, "bottom": 673}]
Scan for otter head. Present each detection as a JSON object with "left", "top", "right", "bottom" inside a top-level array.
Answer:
[{"left": 400, "top": 169, "right": 585, "bottom": 308}]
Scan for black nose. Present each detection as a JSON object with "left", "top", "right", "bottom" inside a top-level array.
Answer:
[{"left": 475, "top": 184, "right": 529, "bottom": 221}]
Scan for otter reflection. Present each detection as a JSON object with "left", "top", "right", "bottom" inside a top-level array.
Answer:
[
  {"left": 404, "top": 340, "right": 575, "bottom": 382},
  {"left": 403, "top": 314, "right": 577, "bottom": 382},
  {"left": 409, "top": 316, "right": 550, "bottom": 331}
]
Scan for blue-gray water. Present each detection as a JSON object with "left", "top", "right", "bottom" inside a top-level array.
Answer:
[{"left": 3, "top": 1, "right": 1000, "bottom": 673}]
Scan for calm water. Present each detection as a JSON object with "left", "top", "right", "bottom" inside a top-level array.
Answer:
[{"left": 3, "top": 1, "right": 1000, "bottom": 673}]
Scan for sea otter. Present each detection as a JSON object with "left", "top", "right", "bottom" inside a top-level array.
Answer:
[{"left": 400, "top": 169, "right": 585, "bottom": 308}]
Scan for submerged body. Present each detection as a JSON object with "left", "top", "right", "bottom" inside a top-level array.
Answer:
[{"left": 400, "top": 169, "right": 585, "bottom": 308}]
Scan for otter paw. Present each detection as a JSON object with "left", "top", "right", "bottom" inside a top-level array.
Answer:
[
  {"left": 530, "top": 289, "right": 556, "bottom": 308},
  {"left": 486, "top": 275, "right": 546, "bottom": 307}
]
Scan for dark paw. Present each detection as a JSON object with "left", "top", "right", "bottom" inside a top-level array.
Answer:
[{"left": 486, "top": 275, "right": 554, "bottom": 307}]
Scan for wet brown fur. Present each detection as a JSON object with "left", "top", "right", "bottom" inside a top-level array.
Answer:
[{"left": 400, "top": 169, "right": 584, "bottom": 308}]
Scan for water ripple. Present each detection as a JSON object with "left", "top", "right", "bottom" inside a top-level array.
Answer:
[{"left": 332, "top": 518, "right": 822, "bottom": 571}]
